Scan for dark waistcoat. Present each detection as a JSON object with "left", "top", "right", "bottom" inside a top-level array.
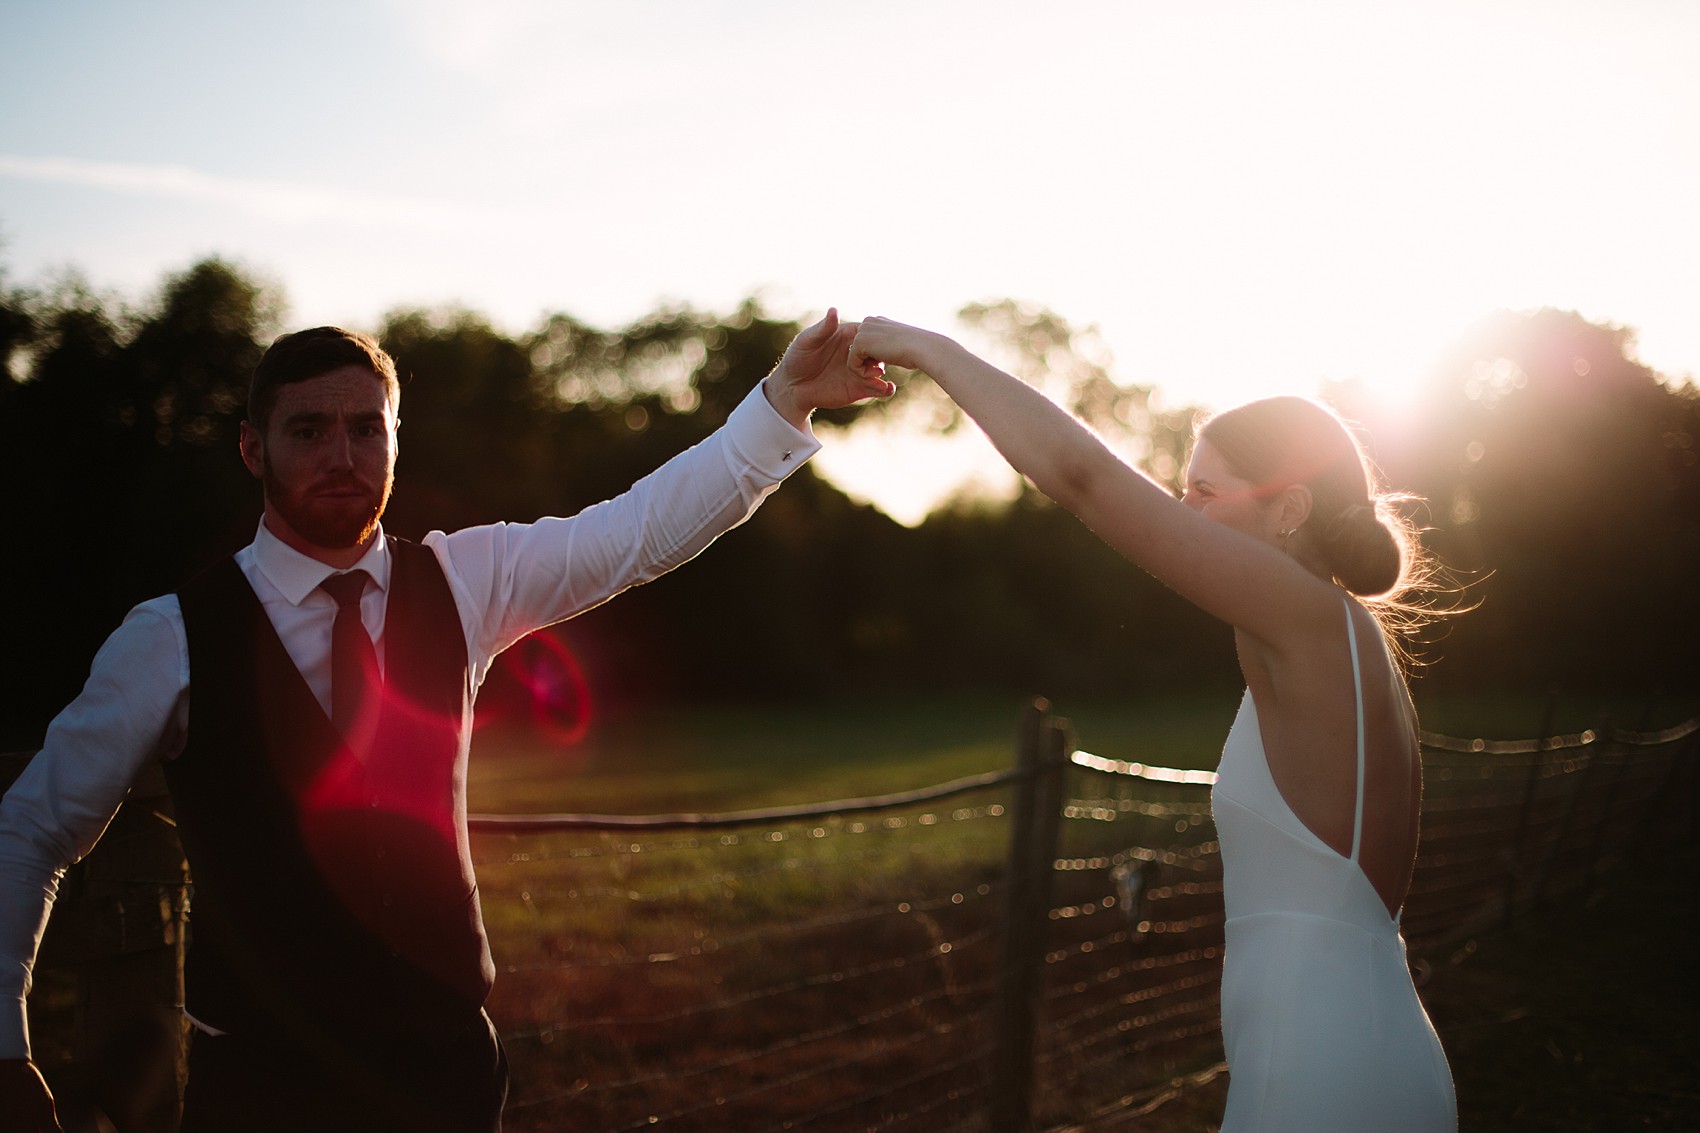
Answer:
[{"left": 168, "top": 537, "right": 495, "bottom": 1042}]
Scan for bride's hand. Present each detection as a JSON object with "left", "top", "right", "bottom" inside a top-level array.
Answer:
[
  {"left": 849, "top": 317, "right": 955, "bottom": 375},
  {"left": 763, "top": 308, "right": 897, "bottom": 428}
]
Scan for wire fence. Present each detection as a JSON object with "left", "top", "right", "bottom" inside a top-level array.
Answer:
[
  {"left": 462, "top": 703, "right": 1700, "bottom": 1132},
  {"left": 9, "top": 702, "right": 1698, "bottom": 1132}
]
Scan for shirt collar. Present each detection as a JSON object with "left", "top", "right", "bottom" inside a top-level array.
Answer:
[{"left": 252, "top": 518, "right": 392, "bottom": 606}]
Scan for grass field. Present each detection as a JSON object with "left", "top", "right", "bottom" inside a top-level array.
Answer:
[
  {"left": 464, "top": 684, "right": 1674, "bottom": 817},
  {"left": 464, "top": 691, "right": 1700, "bottom": 1131},
  {"left": 28, "top": 689, "right": 1691, "bottom": 1128},
  {"left": 465, "top": 691, "right": 1240, "bottom": 816},
  {"left": 466, "top": 692, "right": 1234, "bottom": 1130}
]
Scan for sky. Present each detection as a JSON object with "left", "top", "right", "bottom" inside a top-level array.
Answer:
[{"left": 3, "top": 0, "right": 1697, "bottom": 522}]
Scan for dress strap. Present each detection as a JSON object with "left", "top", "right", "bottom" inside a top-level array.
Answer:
[{"left": 1343, "top": 596, "right": 1367, "bottom": 862}]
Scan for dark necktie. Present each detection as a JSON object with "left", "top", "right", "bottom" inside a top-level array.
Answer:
[{"left": 318, "top": 570, "right": 380, "bottom": 738}]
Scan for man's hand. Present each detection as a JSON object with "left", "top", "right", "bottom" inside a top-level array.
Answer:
[
  {"left": 763, "top": 308, "right": 896, "bottom": 430},
  {"left": 0, "top": 1059, "right": 63, "bottom": 1133}
]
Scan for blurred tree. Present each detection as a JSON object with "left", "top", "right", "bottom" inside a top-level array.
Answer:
[
  {"left": 2, "top": 275, "right": 137, "bottom": 740},
  {"left": 856, "top": 299, "right": 1202, "bottom": 491},
  {"left": 956, "top": 299, "right": 1200, "bottom": 491},
  {"left": 119, "top": 259, "right": 279, "bottom": 585},
  {"left": 378, "top": 306, "right": 552, "bottom": 534},
  {"left": 0, "top": 276, "right": 32, "bottom": 392},
  {"left": 917, "top": 300, "right": 1230, "bottom": 696},
  {"left": 508, "top": 300, "right": 913, "bottom": 709},
  {"left": 1330, "top": 308, "right": 1700, "bottom": 703},
  {"left": 0, "top": 261, "right": 278, "bottom": 745},
  {"left": 3, "top": 254, "right": 1692, "bottom": 746}
]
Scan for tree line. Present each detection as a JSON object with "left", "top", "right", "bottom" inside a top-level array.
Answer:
[{"left": 2, "top": 258, "right": 1696, "bottom": 747}]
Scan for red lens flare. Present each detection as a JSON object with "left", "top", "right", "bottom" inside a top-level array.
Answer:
[{"left": 499, "top": 630, "right": 594, "bottom": 747}]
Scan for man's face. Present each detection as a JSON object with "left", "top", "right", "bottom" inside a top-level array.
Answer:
[{"left": 240, "top": 365, "right": 398, "bottom": 557}]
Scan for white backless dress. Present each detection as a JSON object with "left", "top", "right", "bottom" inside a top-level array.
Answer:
[{"left": 1211, "top": 599, "right": 1456, "bottom": 1132}]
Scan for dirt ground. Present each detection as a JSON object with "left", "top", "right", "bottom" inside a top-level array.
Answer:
[{"left": 1100, "top": 827, "right": 1700, "bottom": 1132}]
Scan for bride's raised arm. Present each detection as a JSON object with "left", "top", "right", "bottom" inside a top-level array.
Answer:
[{"left": 850, "top": 317, "right": 1341, "bottom": 646}]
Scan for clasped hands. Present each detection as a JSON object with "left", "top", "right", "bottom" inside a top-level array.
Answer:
[{"left": 763, "top": 310, "right": 943, "bottom": 429}]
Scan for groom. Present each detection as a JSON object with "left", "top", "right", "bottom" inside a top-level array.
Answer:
[{"left": 0, "top": 312, "right": 893, "bottom": 1132}]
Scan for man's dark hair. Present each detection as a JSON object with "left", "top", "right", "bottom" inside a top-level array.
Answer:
[{"left": 248, "top": 326, "right": 400, "bottom": 430}]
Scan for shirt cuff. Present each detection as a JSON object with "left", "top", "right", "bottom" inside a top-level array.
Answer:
[{"left": 725, "top": 380, "right": 823, "bottom": 480}]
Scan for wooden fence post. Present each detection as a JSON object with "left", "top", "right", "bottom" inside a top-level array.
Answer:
[
  {"left": 1580, "top": 701, "right": 1659, "bottom": 895},
  {"left": 990, "top": 701, "right": 1070, "bottom": 1133},
  {"left": 1639, "top": 727, "right": 1700, "bottom": 847},
  {"left": 1532, "top": 712, "right": 1615, "bottom": 910},
  {"left": 71, "top": 758, "right": 188, "bottom": 1133},
  {"left": 4, "top": 754, "right": 189, "bottom": 1133},
  {"left": 1503, "top": 691, "right": 1559, "bottom": 927}
]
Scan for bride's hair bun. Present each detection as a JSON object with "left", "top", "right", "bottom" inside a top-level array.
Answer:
[{"left": 1318, "top": 502, "right": 1403, "bottom": 598}]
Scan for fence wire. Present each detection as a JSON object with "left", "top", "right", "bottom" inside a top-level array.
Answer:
[
  {"left": 462, "top": 712, "right": 1697, "bottom": 1132},
  {"left": 17, "top": 708, "right": 1694, "bottom": 1132}
]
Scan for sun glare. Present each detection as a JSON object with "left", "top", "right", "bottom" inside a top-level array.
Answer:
[{"left": 812, "top": 417, "right": 1020, "bottom": 528}]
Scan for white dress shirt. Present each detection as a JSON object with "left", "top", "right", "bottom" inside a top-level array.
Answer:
[{"left": 0, "top": 382, "right": 818, "bottom": 1059}]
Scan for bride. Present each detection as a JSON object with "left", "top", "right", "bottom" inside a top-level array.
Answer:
[{"left": 849, "top": 318, "right": 1456, "bottom": 1132}]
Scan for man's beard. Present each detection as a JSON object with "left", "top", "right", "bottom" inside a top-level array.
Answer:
[{"left": 264, "top": 467, "right": 392, "bottom": 549}]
